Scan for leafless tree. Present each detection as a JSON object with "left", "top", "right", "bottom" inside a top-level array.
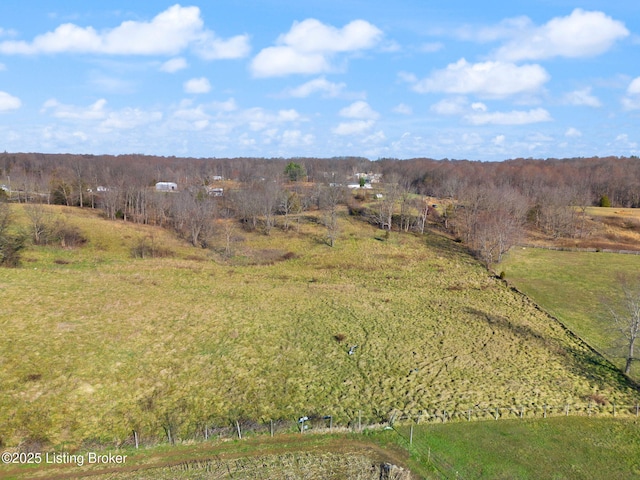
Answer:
[
  {"left": 25, "top": 204, "right": 52, "bottom": 245},
  {"left": 171, "top": 191, "right": 216, "bottom": 247},
  {"left": 320, "top": 185, "right": 345, "bottom": 247},
  {"left": 604, "top": 275, "right": 640, "bottom": 375}
]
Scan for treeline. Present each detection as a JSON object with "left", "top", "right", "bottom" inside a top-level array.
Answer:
[{"left": 1, "top": 152, "right": 640, "bottom": 266}]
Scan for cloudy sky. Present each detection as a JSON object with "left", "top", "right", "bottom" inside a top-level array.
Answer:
[{"left": 0, "top": 1, "right": 639, "bottom": 160}]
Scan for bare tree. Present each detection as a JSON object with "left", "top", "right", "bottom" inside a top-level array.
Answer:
[
  {"left": 171, "top": 191, "right": 216, "bottom": 247},
  {"left": 25, "top": 204, "right": 52, "bottom": 245},
  {"left": 604, "top": 275, "right": 640, "bottom": 375},
  {"left": 320, "top": 185, "right": 345, "bottom": 247}
]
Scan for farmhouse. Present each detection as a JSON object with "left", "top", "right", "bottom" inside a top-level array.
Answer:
[{"left": 155, "top": 181, "right": 177, "bottom": 192}]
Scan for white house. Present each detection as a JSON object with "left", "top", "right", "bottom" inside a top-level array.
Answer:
[{"left": 155, "top": 182, "right": 177, "bottom": 192}]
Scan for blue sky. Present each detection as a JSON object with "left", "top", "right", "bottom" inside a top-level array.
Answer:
[{"left": 0, "top": 1, "right": 638, "bottom": 160}]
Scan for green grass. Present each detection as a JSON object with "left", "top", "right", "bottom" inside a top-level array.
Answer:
[
  {"left": 1, "top": 205, "right": 638, "bottom": 450},
  {"left": 397, "top": 416, "right": 640, "bottom": 479},
  {"left": 500, "top": 247, "right": 640, "bottom": 379}
]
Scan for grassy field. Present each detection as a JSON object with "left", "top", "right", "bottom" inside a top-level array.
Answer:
[
  {"left": 397, "top": 416, "right": 640, "bottom": 479},
  {"left": 500, "top": 246, "right": 640, "bottom": 379},
  {"left": 1, "top": 204, "right": 638, "bottom": 451}
]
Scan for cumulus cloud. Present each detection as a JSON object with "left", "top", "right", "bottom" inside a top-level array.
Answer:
[
  {"left": 411, "top": 59, "right": 549, "bottom": 98},
  {"left": 565, "top": 127, "right": 582, "bottom": 137},
  {"left": 0, "top": 4, "right": 250, "bottom": 60},
  {"left": 629, "top": 77, "right": 640, "bottom": 95},
  {"left": 332, "top": 120, "right": 375, "bottom": 135},
  {"left": 40, "top": 98, "right": 163, "bottom": 130},
  {"left": 338, "top": 101, "right": 379, "bottom": 120},
  {"left": 251, "top": 18, "right": 382, "bottom": 77},
  {"left": 41, "top": 98, "right": 107, "bottom": 120},
  {"left": 101, "top": 108, "right": 163, "bottom": 129},
  {"left": 184, "top": 77, "right": 211, "bottom": 94},
  {"left": 563, "top": 87, "right": 601, "bottom": 107},
  {"left": 430, "top": 97, "right": 467, "bottom": 115},
  {"left": 494, "top": 9, "right": 628, "bottom": 61},
  {"left": 285, "top": 77, "right": 346, "bottom": 98},
  {"left": 160, "top": 57, "right": 188, "bottom": 73},
  {"left": 464, "top": 107, "right": 552, "bottom": 125},
  {"left": 622, "top": 77, "right": 640, "bottom": 110},
  {"left": 0, "top": 91, "right": 21, "bottom": 111}
]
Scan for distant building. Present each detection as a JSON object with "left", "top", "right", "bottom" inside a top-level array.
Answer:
[
  {"left": 206, "top": 187, "right": 224, "bottom": 196},
  {"left": 155, "top": 182, "right": 177, "bottom": 191}
]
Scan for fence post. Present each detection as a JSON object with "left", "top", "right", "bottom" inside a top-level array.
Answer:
[
  {"left": 543, "top": 404, "right": 547, "bottom": 419},
  {"left": 270, "top": 420, "right": 274, "bottom": 437},
  {"left": 468, "top": 409, "right": 471, "bottom": 421},
  {"left": 236, "top": 420, "right": 242, "bottom": 439},
  {"left": 495, "top": 407, "right": 499, "bottom": 420},
  {"left": 613, "top": 402, "right": 616, "bottom": 417},
  {"left": 520, "top": 406, "right": 524, "bottom": 419},
  {"left": 133, "top": 430, "right": 139, "bottom": 449},
  {"left": 565, "top": 404, "right": 569, "bottom": 416},
  {"left": 636, "top": 403, "right": 639, "bottom": 418}
]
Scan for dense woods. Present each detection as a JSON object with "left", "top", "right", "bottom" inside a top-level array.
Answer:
[{"left": 2, "top": 152, "right": 640, "bottom": 265}]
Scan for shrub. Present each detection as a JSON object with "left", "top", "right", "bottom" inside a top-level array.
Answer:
[
  {"left": 52, "top": 222, "right": 87, "bottom": 248},
  {"left": 599, "top": 195, "right": 611, "bottom": 208}
]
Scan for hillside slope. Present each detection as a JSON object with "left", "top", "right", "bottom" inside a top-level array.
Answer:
[{"left": 0, "top": 205, "right": 637, "bottom": 448}]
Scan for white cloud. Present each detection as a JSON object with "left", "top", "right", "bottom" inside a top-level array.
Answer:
[
  {"left": 184, "top": 77, "right": 211, "bottom": 94},
  {"left": 493, "top": 135, "right": 506, "bottom": 146},
  {"left": 332, "top": 120, "right": 375, "bottom": 135},
  {"left": 0, "top": 5, "right": 250, "bottom": 60},
  {"left": 397, "top": 71, "right": 417, "bottom": 84},
  {"left": 393, "top": 103, "right": 412, "bottom": 115},
  {"left": 285, "top": 77, "right": 346, "bottom": 98},
  {"left": 564, "top": 87, "right": 602, "bottom": 107},
  {"left": 495, "top": 9, "right": 629, "bottom": 61},
  {"left": 411, "top": 59, "right": 549, "bottom": 98},
  {"left": 0, "top": 91, "right": 21, "bottom": 111},
  {"left": 250, "top": 18, "right": 382, "bottom": 77},
  {"left": 622, "top": 77, "right": 640, "bottom": 110},
  {"left": 338, "top": 101, "right": 379, "bottom": 120},
  {"left": 160, "top": 57, "right": 188, "bottom": 73},
  {"left": 471, "top": 102, "right": 487, "bottom": 111},
  {"left": 211, "top": 98, "right": 238, "bottom": 112},
  {"left": 42, "top": 98, "right": 107, "bottom": 120},
  {"left": 464, "top": 107, "right": 552, "bottom": 125},
  {"left": 430, "top": 97, "right": 467, "bottom": 115},
  {"left": 193, "top": 32, "right": 251, "bottom": 60},
  {"left": 101, "top": 108, "right": 163, "bottom": 129},
  {"left": 281, "top": 129, "right": 315, "bottom": 147},
  {"left": 628, "top": 77, "right": 640, "bottom": 95},
  {"left": 565, "top": 127, "right": 582, "bottom": 137},
  {"left": 454, "top": 16, "right": 532, "bottom": 43},
  {"left": 614, "top": 134, "right": 638, "bottom": 149}
]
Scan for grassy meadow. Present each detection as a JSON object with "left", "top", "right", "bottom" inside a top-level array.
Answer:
[
  {"left": 500, "top": 246, "right": 640, "bottom": 379},
  {"left": 398, "top": 416, "right": 640, "bottom": 479},
  {"left": 1, "top": 204, "right": 638, "bottom": 450}
]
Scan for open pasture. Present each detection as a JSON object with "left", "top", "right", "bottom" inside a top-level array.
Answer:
[
  {"left": 501, "top": 246, "right": 640, "bottom": 379},
  {"left": 0, "top": 205, "right": 637, "bottom": 449},
  {"left": 398, "top": 416, "right": 640, "bottom": 479}
]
